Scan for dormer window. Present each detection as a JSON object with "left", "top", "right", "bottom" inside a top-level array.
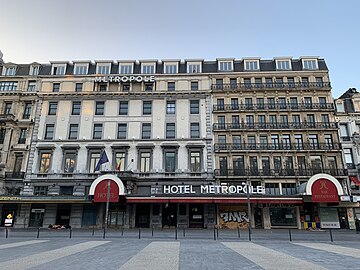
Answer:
[
  {"left": 244, "top": 60, "right": 259, "bottom": 71},
  {"left": 142, "top": 63, "right": 156, "bottom": 74},
  {"left": 187, "top": 63, "right": 201, "bottom": 73},
  {"left": 119, "top": 63, "right": 133, "bottom": 74},
  {"left": 336, "top": 101, "right": 344, "bottom": 113},
  {"left": 302, "top": 59, "right": 318, "bottom": 70},
  {"left": 164, "top": 63, "right": 178, "bottom": 74},
  {"left": 5, "top": 67, "right": 16, "bottom": 76},
  {"left": 29, "top": 65, "right": 40, "bottom": 76},
  {"left": 52, "top": 64, "right": 66, "bottom": 75},
  {"left": 218, "top": 61, "right": 233, "bottom": 71},
  {"left": 276, "top": 59, "right": 291, "bottom": 70},
  {"left": 74, "top": 64, "right": 88, "bottom": 75},
  {"left": 96, "top": 63, "right": 111, "bottom": 74}
]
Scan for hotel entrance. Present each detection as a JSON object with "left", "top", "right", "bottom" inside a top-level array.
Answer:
[
  {"left": 162, "top": 203, "right": 177, "bottom": 228},
  {"left": 189, "top": 204, "right": 204, "bottom": 228},
  {"left": 135, "top": 204, "right": 150, "bottom": 228}
]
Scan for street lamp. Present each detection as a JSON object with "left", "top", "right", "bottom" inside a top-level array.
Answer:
[{"left": 247, "top": 179, "right": 252, "bottom": 241}]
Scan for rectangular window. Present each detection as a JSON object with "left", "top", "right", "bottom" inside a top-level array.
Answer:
[
  {"left": 119, "top": 101, "right": 128, "bottom": 115},
  {"left": 166, "top": 123, "right": 176, "bottom": 139},
  {"left": 231, "top": 98, "right": 239, "bottom": 110},
  {"left": 143, "top": 101, "right": 152, "bottom": 115},
  {"left": 190, "top": 100, "right": 199, "bottom": 114},
  {"left": 97, "top": 64, "right": 110, "bottom": 74},
  {"left": 168, "top": 82, "right": 175, "bottom": 91},
  {"left": 302, "top": 59, "right": 318, "bottom": 70},
  {"left": 344, "top": 149, "right": 354, "bottom": 166},
  {"left": 190, "top": 123, "right": 200, "bottom": 138},
  {"left": 142, "top": 123, "right": 151, "bottom": 139},
  {"left": 22, "top": 102, "right": 32, "bottom": 119},
  {"left": 5, "top": 67, "right": 16, "bottom": 76},
  {"left": 0, "top": 129, "right": 5, "bottom": 144},
  {"left": 44, "top": 124, "right": 54, "bottom": 140},
  {"left": 262, "top": 156, "right": 270, "bottom": 175},
  {"left": 34, "top": 186, "right": 47, "bottom": 196},
  {"left": 294, "top": 134, "right": 303, "bottom": 149},
  {"left": 117, "top": 124, "right": 127, "bottom": 139},
  {"left": 74, "top": 65, "right": 88, "bottom": 75},
  {"left": 48, "top": 102, "right": 58, "bottom": 115},
  {"left": 245, "top": 98, "right": 253, "bottom": 109},
  {"left": 39, "top": 153, "right": 52, "bottom": 173},
  {"left": 339, "top": 124, "right": 349, "bottom": 138},
  {"left": 27, "top": 81, "right": 36, "bottom": 91},
  {"left": 142, "top": 64, "right": 155, "bottom": 74},
  {"left": 188, "top": 64, "right": 201, "bottom": 73},
  {"left": 119, "top": 64, "right": 133, "bottom": 74},
  {"left": 230, "top": 78, "right": 237, "bottom": 88},
  {"left": 89, "top": 151, "right": 101, "bottom": 173},
  {"left": 219, "top": 156, "right": 228, "bottom": 176},
  {"left": 18, "top": 128, "right": 27, "bottom": 144},
  {"left": 3, "top": 102, "right": 11, "bottom": 114},
  {"left": 233, "top": 156, "right": 245, "bottom": 176},
  {"left": 114, "top": 152, "right": 126, "bottom": 171},
  {"left": 140, "top": 151, "right": 151, "bottom": 172},
  {"left": 276, "top": 60, "right": 291, "bottom": 70},
  {"left": 99, "top": 83, "right": 108, "bottom": 92},
  {"left": 0, "top": 81, "right": 17, "bottom": 91},
  {"left": 316, "top": 77, "right": 323, "bottom": 87},
  {"left": 68, "top": 124, "right": 79, "bottom": 139},
  {"left": 244, "top": 60, "right": 259, "bottom": 70},
  {"left": 218, "top": 61, "right": 233, "bottom": 71},
  {"left": 215, "top": 79, "right": 223, "bottom": 89},
  {"left": 311, "top": 155, "right": 323, "bottom": 174},
  {"left": 75, "top": 83, "right": 83, "bottom": 92},
  {"left": 191, "top": 81, "right": 198, "bottom": 91},
  {"left": 167, "top": 101, "right": 176, "bottom": 114},
  {"left": 217, "top": 99, "right": 225, "bottom": 110},
  {"left": 30, "top": 66, "right": 39, "bottom": 76},
  {"left": 95, "top": 101, "right": 104, "bottom": 115},
  {"left": 53, "top": 65, "right": 65, "bottom": 75},
  {"left": 63, "top": 151, "right": 77, "bottom": 173},
  {"left": 164, "top": 64, "right": 177, "bottom": 74},
  {"left": 93, "top": 124, "right": 103, "bottom": 139},
  {"left": 52, "top": 83, "right": 60, "bottom": 92},
  {"left": 72, "top": 101, "right": 81, "bottom": 115},
  {"left": 145, "top": 83, "right": 154, "bottom": 91},
  {"left": 265, "top": 183, "right": 280, "bottom": 195},
  {"left": 164, "top": 149, "right": 177, "bottom": 172},
  {"left": 190, "top": 151, "right": 201, "bottom": 173}
]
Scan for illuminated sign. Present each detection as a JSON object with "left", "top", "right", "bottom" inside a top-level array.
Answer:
[{"left": 95, "top": 75, "right": 155, "bottom": 83}]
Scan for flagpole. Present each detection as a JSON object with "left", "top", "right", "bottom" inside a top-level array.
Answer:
[{"left": 103, "top": 178, "right": 110, "bottom": 239}]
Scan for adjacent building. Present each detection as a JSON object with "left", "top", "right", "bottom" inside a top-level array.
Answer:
[{"left": 0, "top": 56, "right": 356, "bottom": 230}]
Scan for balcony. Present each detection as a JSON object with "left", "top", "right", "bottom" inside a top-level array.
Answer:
[
  {"left": 214, "top": 143, "right": 342, "bottom": 152},
  {"left": 0, "top": 114, "right": 15, "bottom": 122},
  {"left": 213, "top": 102, "right": 334, "bottom": 112},
  {"left": 5, "top": 172, "right": 26, "bottom": 179},
  {"left": 214, "top": 168, "right": 347, "bottom": 178},
  {"left": 211, "top": 82, "right": 331, "bottom": 91},
  {"left": 213, "top": 122, "right": 337, "bottom": 131}
]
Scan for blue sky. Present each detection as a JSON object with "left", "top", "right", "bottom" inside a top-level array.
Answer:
[{"left": 1, "top": 0, "right": 359, "bottom": 97}]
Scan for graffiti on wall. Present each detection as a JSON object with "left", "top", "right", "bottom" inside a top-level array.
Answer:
[{"left": 219, "top": 206, "right": 248, "bottom": 229}]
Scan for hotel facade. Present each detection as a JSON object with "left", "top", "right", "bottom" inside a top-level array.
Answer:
[{"left": 0, "top": 55, "right": 357, "bottom": 230}]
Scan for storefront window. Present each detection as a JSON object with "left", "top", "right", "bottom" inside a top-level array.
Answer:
[{"left": 270, "top": 207, "right": 297, "bottom": 226}]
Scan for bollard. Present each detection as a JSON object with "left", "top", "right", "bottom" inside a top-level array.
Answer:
[
  {"left": 288, "top": 228, "right": 292, "bottom": 242},
  {"left": 213, "top": 227, "right": 216, "bottom": 241},
  {"left": 248, "top": 226, "right": 252, "bottom": 242},
  {"left": 121, "top": 227, "right": 124, "bottom": 236},
  {"left": 216, "top": 227, "right": 219, "bottom": 239},
  {"left": 103, "top": 227, "right": 106, "bottom": 239},
  {"left": 329, "top": 229, "right": 333, "bottom": 242},
  {"left": 37, "top": 227, "right": 40, "bottom": 239},
  {"left": 138, "top": 227, "right": 141, "bottom": 239},
  {"left": 175, "top": 227, "right": 178, "bottom": 240},
  {"left": 237, "top": 227, "right": 240, "bottom": 238},
  {"left": 69, "top": 228, "right": 72, "bottom": 239},
  {"left": 152, "top": 226, "right": 154, "bottom": 237},
  {"left": 183, "top": 228, "right": 185, "bottom": 238},
  {"left": 92, "top": 226, "right": 95, "bottom": 236},
  {"left": 5, "top": 227, "right": 8, "bottom": 238}
]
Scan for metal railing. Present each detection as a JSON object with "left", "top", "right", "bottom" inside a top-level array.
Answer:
[
  {"left": 211, "top": 82, "right": 331, "bottom": 91},
  {"left": 214, "top": 143, "right": 342, "bottom": 151},
  {"left": 213, "top": 122, "right": 337, "bottom": 130},
  {"left": 214, "top": 168, "right": 347, "bottom": 177},
  {"left": 5, "top": 172, "right": 26, "bottom": 179},
  {"left": 213, "top": 103, "right": 334, "bottom": 111}
]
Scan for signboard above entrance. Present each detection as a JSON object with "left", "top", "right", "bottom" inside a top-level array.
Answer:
[
  {"left": 311, "top": 178, "right": 339, "bottom": 203},
  {"left": 89, "top": 174, "right": 126, "bottom": 203}
]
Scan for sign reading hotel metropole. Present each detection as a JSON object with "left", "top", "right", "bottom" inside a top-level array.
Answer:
[
  {"left": 163, "top": 183, "right": 265, "bottom": 195},
  {"left": 95, "top": 76, "right": 155, "bottom": 83}
]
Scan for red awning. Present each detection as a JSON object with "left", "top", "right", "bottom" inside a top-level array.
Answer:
[
  {"left": 126, "top": 197, "right": 303, "bottom": 204},
  {"left": 349, "top": 176, "right": 360, "bottom": 186}
]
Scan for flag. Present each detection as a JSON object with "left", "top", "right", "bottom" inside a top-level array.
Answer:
[
  {"left": 116, "top": 158, "right": 122, "bottom": 171},
  {"left": 95, "top": 150, "right": 109, "bottom": 172}
]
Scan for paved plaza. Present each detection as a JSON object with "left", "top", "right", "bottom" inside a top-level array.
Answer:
[{"left": 0, "top": 229, "right": 359, "bottom": 270}]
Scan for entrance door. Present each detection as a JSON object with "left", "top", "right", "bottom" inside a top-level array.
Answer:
[
  {"left": 189, "top": 204, "right": 204, "bottom": 228},
  {"left": 254, "top": 207, "right": 263, "bottom": 228},
  {"left": 162, "top": 203, "right": 177, "bottom": 228},
  {"left": 135, "top": 204, "right": 150, "bottom": 228},
  {"left": 56, "top": 205, "right": 71, "bottom": 226},
  {"left": 338, "top": 208, "right": 349, "bottom": 229}
]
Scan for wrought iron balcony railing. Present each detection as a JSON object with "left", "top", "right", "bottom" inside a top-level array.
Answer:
[
  {"left": 214, "top": 143, "right": 342, "bottom": 151},
  {"left": 213, "top": 122, "right": 337, "bottom": 131},
  {"left": 213, "top": 103, "right": 334, "bottom": 112},
  {"left": 5, "top": 172, "right": 26, "bottom": 179},
  {"left": 211, "top": 82, "right": 331, "bottom": 91},
  {"left": 214, "top": 168, "right": 347, "bottom": 177}
]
